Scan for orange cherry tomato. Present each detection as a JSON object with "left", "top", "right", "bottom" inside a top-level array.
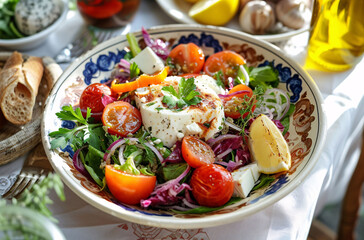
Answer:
[
  {"left": 111, "top": 66, "right": 169, "bottom": 94},
  {"left": 223, "top": 84, "right": 256, "bottom": 119},
  {"left": 179, "top": 73, "right": 202, "bottom": 79},
  {"left": 102, "top": 101, "right": 142, "bottom": 137},
  {"left": 203, "top": 51, "right": 246, "bottom": 86},
  {"left": 181, "top": 136, "right": 215, "bottom": 168},
  {"left": 105, "top": 165, "right": 156, "bottom": 205},
  {"left": 190, "top": 164, "right": 234, "bottom": 207},
  {"left": 168, "top": 43, "right": 205, "bottom": 74},
  {"left": 79, "top": 83, "right": 112, "bottom": 121}
]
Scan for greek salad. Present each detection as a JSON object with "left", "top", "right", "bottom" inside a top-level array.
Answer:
[{"left": 49, "top": 28, "right": 293, "bottom": 212}]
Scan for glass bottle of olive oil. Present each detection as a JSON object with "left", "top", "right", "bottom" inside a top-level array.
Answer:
[{"left": 306, "top": 0, "right": 364, "bottom": 71}]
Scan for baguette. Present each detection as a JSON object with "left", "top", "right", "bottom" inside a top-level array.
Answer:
[{"left": 0, "top": 52, "right": 44, "bottom": 125}]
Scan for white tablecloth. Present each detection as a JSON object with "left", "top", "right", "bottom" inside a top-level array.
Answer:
[{"left": 1, "top": 1, "right": 364, "bottom": 239}]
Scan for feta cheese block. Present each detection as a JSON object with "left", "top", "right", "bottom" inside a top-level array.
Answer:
[
  {"left": 231, "top": 163, "right": 261, "bottom": 198},
  {"left": 130, "top": 47, "right": 164, "bottom": 75},
  {"left": 15, "top": 0, "right": 62, "bottom": 36},
  {"left": 134, "top": 75, "right": 225, "bottom": 147}
]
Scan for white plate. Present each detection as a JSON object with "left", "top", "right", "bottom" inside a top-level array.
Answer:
[
  {"left": 0, "top": 0, "right": 68, "bottom": 51},
  {"left": 42, "top": 24, "right": 326, "bottom": 229},
  {"left": 155, "top": 0, "right": 310, "bottom": 42}
]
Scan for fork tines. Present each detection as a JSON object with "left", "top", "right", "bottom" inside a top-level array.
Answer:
[
  {"left": 2, "top": 144, "right": 53, "bottom": 200},
  {"left": 55, "top": 26, "right": 120, "bottom": 64}
]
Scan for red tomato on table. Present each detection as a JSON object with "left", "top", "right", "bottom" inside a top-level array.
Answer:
[
  {"left": 223, "top": 84, "right": 256, "bottom": 119},
  {"left": 102, "top": 101, "right": 142, "bottom": 137},
  {"left": 105, "top": 165, "right": 156, "bottom": 205},
  {"left": 203, "top": 50, "right": 246, "bottom": 86},
  {"left": 168, "top": 43, "right": 205, "bottom": 74},
  {"left": 190, "top": 164, "right": 234, "bottom": 207},
  {"left": 79, "top": 83, "right": 112, "bottom": 121},
  {"left": 182, "top": 136, "right": 215, "bottom": 168}
]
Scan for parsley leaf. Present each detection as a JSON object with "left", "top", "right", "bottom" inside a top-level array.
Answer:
[
  {"left": 49, "top": 106, "right": 101, "bottom": 150},
  {"left": 245, "top": 65, "right": 279, "bottom": 91},
  {"left": 55, "top": 105, "right": 90, "bottom": 125},
  {"left": 162, "top": 77, "right": 201, "bottom": 109},
  {"left": 130, "top": 62, "right": 140, "bottom": 79}
]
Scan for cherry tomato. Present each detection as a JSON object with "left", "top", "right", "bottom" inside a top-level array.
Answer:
[
  {"left": 80, "top": 83, "right": 112, "bottom": 121},
  {"left": 223, "top": 84, "right": 256, "bottom": 119},
  {"left": 203, "top": 51, "right": 246, "bottom": 86},
  {"left": 105, "top": 165, "right": 156, "bottom": 205},
  {"left": 168, "top": 43, "right": 205, "bottom": 74},
  {"left": 179, "top": 73, "right": 202, "bottom": 79},
  {"left": 102, "top": 101, "right": 142, "bottom": 137},
  {"left": 181, "top": 136, "right": 215, "bottom": 168},
  {"left": 190, "top": 164, "right": 234, "bottom": 207},
  {"left": 77, "top": 0, "right": 123, "bottom": 19}
]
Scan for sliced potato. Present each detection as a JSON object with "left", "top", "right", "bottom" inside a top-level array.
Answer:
[{"left": 248, "top": 114, "right": 291, "bottom": 174}]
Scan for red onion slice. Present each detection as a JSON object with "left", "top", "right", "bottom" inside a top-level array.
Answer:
[{"left": 73, "top": 146, "right": 92, "bottom": 180}]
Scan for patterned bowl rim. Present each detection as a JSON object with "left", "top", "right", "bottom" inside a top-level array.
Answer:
[{"left": 41, "top": 24, "right": 327, "bottom": 229}]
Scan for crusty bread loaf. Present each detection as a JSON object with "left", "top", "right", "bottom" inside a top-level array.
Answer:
[{"left": 0, "top": 52, "right": 44, "bottom": 125}]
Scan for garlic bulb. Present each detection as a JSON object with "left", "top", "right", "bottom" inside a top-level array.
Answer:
[
  {"left": 239, "top": 1, "right": 276, "bottom": 35},
  {"left": 276, "top": 0, "right": 312, "bottom": 30}
]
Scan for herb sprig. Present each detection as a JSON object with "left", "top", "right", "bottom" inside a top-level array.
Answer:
[
  {"left": 162, "top": 77, "right": 201, "bottom": 110},
  {"left": 49, "top": 105, "right": 102, "bottom": 150}
]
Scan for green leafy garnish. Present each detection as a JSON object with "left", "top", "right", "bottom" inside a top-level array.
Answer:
[
  {"left": 55, "top": 105, "right": 89, "bottom": 124},
  {"left": 49, "top": 106, "right": 101, "bottom": 150},
  {"left": 162, "top": 77, "right": 201, "bottom": 110},
  {"left": 252, "top": 174, "right": 275, "bottom": 191},
  {"left": 244, "top": 65, "right": 279, "bottom": 91},
  {"left": 160, "top": 163, "right": 188, "bottom": 182},
  {"left": 130, "top": 62, "right": 140, "bottom": 79},
  {"left": 172, "top": 197, "right": 241, "bottom": 214},
  {"left": 280, "top": 104, "right": 295, "bottom": 135},
  {"left": 213, "top": 70, "right": 225, "bottom": 88},
  {"left": 0, "top": 0, "right": 23, "bottom": 39}
]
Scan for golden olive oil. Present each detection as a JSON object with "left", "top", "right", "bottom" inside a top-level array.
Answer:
[{"left": 306, "top": 0, "right": 364, "bottom": 71}]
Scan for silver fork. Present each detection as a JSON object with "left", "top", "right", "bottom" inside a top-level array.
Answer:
[
  {"left": 2, "top": 144, "right": 53, "bottom": 199},
  {"left": 54, "top": 26, "right": 119, "bottom": 64}
]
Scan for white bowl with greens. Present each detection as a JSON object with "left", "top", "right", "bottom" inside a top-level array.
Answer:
[{"left": 0, "top": 0, "right": 68, "bottom": 50}]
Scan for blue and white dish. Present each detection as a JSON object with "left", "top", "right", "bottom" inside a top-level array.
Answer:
[{"left": 41, "top": 24, "right": 326, "bottom": 229}]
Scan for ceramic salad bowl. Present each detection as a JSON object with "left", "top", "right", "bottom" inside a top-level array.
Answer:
[{"left": 41, "top": 24, "right": 326, "bottom": 229}]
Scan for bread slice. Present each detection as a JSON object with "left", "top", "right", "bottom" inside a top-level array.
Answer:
[{"left": 0, "top": 52, "right": 44, "bottom": 125}]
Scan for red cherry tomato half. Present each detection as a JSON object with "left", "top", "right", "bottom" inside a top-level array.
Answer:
[
  {"left": 77, "top": 0, "right": 123, "bottom": 19},
  {"left": 79, "top": 83, "right": 112, "bottom": 121},
  {"left": 105, "top": 165, "right": 156, "bottom": 205},
  {"left": 182, "top": 136, "right": 215, "bottom": 168},
  {"left": 190, "top": 164, "right": 234, "bottom": 207},
  {"left": 102, "top": 101, "right": 142, "bottom": 137},
  {"left": 223, "top": 84, "right": 256, "bottom": 119},
  {"left": 168, "top": 43, "right": 205, "bottom": 74},
  {"left": 203, "top": 51, "right": 246, "bottom": 86}
]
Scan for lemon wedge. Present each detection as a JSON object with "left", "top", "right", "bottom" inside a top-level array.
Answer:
[
  {"left": 248, "top": 114, "right": 291, "bottom": 174},
  {"left": 188, "top": 0, "right": 239, "bottom": 26}
]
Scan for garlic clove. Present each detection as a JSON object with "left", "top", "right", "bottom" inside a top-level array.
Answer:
[
  {"left": 239, "top": 1, "right": 276, "bottom": 35},
  {"left": 276, "top": 0, "right": 312, "bottom": 30}
]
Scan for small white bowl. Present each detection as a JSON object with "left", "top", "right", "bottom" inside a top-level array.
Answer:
[{"left": 0, "top": 0, "right": 68, "bottom": 51}]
